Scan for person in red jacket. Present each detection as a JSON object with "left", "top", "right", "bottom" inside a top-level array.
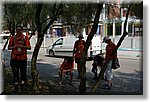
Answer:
[
  {"left": 8, "top": 25, "right": 31, "bottom": 90},
  {"left": 102, "top": 36, "right": 117, "bottom": 89},
  {"left": 73, "top": 35, "right": 85, "bottom": 79},
  {"left": 58, "top": 57, "right": 74, "bottom": 85}
]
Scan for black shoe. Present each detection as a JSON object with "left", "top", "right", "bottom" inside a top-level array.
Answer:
[
  {"left": 92, "top": 80, "right": 96, "bottom": 83},
  {"left": 92, "top": 77, "right": 98, "bottom": 80},
  {"left": 14, "top": 84, "right": 19, "bottom": 92},
  {"left": 69, "top": 82, "right": 73, "bottom": 86},
  {"left": 102, "top": 84, "right": 111, "bottom": 90},
  {"left": 20, "top": 81, "right": 27, "bottom": 90},
  {"left": 21, "top": 84, "right": 26, "bottom": 90},
  {"left": 58, "top": 81, "right": 62, "bottom": 85},
  {"left": 77, "top": 76, "right": 81, "bottom": 79}
]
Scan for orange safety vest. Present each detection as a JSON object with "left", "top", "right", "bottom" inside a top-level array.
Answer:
[
  {"left": 74, "top": 40, "right": 85, "bottom": 58},
  {"left": 9, "top": 34, "right": 29, "bottom": 60}
]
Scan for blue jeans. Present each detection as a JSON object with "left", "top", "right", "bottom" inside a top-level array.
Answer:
[{"left": 104, "top": 60, "right": 113, "bottom": 80}]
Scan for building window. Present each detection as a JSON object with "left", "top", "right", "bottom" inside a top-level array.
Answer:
[
  {"left": 115, "top": 22, "right": 121, "bottom": 35},
  {"left": 107, "top": 24, "right": 113, "bottom": 36}
]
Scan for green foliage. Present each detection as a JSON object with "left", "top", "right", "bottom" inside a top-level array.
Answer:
[
  {"left": 3, "top": 3, "right": 36, "bottom": 30},
  {"left": 121, "top": 1, "right": 143, "bottom": 19},
  {"left": 130, "top": 1, "right": 143, "bottom": 19},
  {"left": 62, "top": 3, "right": 97, "bottom": 25},
  {"left": 3, "top": 2, "right": 97, "bottom": 35}
]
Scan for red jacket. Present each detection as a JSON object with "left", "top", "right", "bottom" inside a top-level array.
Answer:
[
  {"left": 60, "top": 60, "right": 74, "bottom": 71},
  {"left": 105, "top": 41, "right": 117, "bottom": 61}
]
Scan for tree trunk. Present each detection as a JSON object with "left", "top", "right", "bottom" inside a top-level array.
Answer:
[
  {"left": 79, "top": 3, "right": 103, "bottom": 94},
  {"left": 2, "top": 19, "right": 15, "bottom": 51},
  {"left": 31, "top": 36, "right": 43, "bottom": 93},
  {"left": 91, "top": 4, "right": 133, "bottom": 94},
  {"left": 30, "top": 3, "right": 62, "bottom": 93},
  {"left": 31, "top": 3, "right": 43, "bottom": 93}
]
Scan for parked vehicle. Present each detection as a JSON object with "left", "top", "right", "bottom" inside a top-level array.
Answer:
[
  {"left": 0, "top": 34, "right": 11, "bottom": 69},
  {"left": 46, "top": 35, "right": 102, "bottom": 58},
  {"left": 0, "top": 34, "right": 10, "bottom": 50}
]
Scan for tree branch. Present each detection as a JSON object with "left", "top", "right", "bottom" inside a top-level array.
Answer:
[
  {"left": 43, "top": 3, "right": 63, "bottom": 34},
  {"left": 82, "top": 3, "right": 103, "bottom": 58}
]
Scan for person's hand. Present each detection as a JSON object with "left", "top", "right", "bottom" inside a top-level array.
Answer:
[
  {"left": 15, "top": 45, "right": 25, "bottom": 48},
  {"left": 72, "top": 56, "right": 75, "bottom": 61},
  {"left": 14, "top": 45, "right": 19, "bottom": 48}
]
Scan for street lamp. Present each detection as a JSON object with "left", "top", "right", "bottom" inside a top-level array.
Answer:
[
  {"left": 101, "top": 3, "right": 107, "bottom": 54},
  {"left": 131, "top": 16, "right": 136, "bottom": 49}
]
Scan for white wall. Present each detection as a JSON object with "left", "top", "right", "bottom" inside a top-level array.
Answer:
[{"left": 30, "top": 35, "right": 142, "bottom": 50}]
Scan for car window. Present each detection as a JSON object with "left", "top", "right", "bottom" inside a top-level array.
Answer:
[{"left": 54, "top": 38, "right": 63, "bottom": 45}]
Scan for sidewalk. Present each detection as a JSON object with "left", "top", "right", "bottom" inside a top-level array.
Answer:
[{"left": 117, "top": 50, "right": 142, "bottom": 60}]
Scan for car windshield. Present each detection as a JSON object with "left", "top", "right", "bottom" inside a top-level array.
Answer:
[{"left": 0, "top": 34, "right": 10, "bottom": 44}]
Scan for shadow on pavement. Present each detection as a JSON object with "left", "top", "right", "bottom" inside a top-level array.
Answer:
[{"left": 3, "top": 60, "right": 143, "bottom": 95}]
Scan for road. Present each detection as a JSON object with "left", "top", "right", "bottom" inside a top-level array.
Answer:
[{"left": 33, "top": 48, "right": 142, "bottom": 74}]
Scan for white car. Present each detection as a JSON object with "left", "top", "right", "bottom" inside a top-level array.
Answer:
[
  {"left": 0, "top": 34, "right": 11, "bottom": 69},
  {"left": 46, "top": 35, "right": 102, "bottom": 58}
]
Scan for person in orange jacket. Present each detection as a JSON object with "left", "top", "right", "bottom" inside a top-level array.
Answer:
[
  {"left": 73, "top": 35, "right": 85, "bottom": 79},
  {"left": 8, "top": 25, "right": 31, "bottom": 90}
]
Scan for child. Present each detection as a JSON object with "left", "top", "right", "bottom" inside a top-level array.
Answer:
[{"left": 58, "top": 57, "right": 74, "bottom": 85}]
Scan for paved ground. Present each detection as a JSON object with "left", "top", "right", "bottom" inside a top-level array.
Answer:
[
  {"left": 27, "top": 48, "right": 143, "bottom": 95},
  {"left": 2, "top": 48, "right": 143, "bottom": 95}
]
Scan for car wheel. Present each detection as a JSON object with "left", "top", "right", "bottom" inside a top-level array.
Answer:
[{"left": 49, "top": 50, "right": 54, "bottom": 57}]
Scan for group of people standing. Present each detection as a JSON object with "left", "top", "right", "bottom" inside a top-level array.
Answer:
[
  {"left": 72, "top": 34, "right": 117, "bottom": 89},
  {"left": 7, "top": 25, "right": 117, "bottom": 91}
]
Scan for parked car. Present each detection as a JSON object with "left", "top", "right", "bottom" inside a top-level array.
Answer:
[
  {"left": 46, "top": 35, "right": 102, "bottom": 58},
  {"left": 0, "top": 34, "right": 10, "bottom": 50},
  {"left": 0, "top": 34, "right": 11, "bottom": 69}
]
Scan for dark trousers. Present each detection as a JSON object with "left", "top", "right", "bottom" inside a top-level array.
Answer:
[
  {"left": 10, "top": 59, "right": 27, "bottom": 83},
  {"left": 91, "top": 63, "right": 98, "bottom": 80}
]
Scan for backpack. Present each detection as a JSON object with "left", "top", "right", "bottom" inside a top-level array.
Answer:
[{"left": 112, "top": 58, "right": 120, "bottom": 70}]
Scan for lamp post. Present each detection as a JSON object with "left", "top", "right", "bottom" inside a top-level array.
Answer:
[
  {"left": 101, "top": 3, "right": 106, "bottom": 54},
  {"left": 131, "top": 16, "right": 135, "bottom": 49},
  {"left": 112, "top": 19, "right": 116, "bottom": 43}
]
